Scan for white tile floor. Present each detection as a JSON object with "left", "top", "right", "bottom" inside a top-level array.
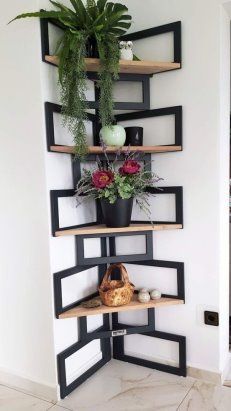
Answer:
[{"left": 1, "top": 360, "right": 231, "bottom": 411}]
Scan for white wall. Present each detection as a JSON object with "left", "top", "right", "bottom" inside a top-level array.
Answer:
[
  {"left": 119, "top": 0, "right": 230, "bottom": 374},
  {"left": 0, "top": 0, "right": 57, "bottom": 399},
  {"left": 0, "top": 0, "right": 230, "bottom": 400}
]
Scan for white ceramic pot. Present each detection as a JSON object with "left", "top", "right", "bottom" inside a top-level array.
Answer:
[
  {"left": 138, "top": 289, "right": 150, "bottom": 303},
  {"left": 150, "top": 289, "right": 162, "bottom": 300}
]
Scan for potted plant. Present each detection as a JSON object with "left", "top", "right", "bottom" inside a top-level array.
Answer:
[
  {"left": 9, "top": 0, "right": 132, "bottom": 157},
  {"left": 76, "top": 147, "right": 162, "bottom": 227}
]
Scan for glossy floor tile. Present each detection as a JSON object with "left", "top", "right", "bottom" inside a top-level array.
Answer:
[
  {"left": 0, "top": 384, "right": 52, "bottom": 411},
  {"left": 58, "top": 360, "right": 195, "bottom": 411},
  {"left": 178, "top": 380, "right": 231, "bottom": 411},
  {"left": 2, "top": 361, "right": 231, "bottom": 411}
]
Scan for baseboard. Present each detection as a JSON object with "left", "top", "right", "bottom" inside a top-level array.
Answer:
[
  {"left": 66, "top": 352, "right": 103, "bottom": 386},
  {"left": 187, "top": 366, "right": 222, "bottom": 385},
  {"left": 0, "top": 367, "right": 58, "bottom": 403}
]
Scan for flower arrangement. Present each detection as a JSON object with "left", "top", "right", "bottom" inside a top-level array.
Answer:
[{"left": 76, "top": 149, "right": 162, "bottom": 222}]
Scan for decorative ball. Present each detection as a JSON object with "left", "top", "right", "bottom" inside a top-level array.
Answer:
[
  {"left": 100, "top": 125, "right": 126, "bottom": 146},
  {"left": 150, "top": 289, "right": 162, "bottom": 300},
  {"left": 138, "top": 289, "right": 150, "bottom": 303}
]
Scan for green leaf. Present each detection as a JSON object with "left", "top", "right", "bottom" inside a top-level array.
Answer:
[
  {"left": 69, "top": 0, "right": 80, "bottom": 12},
  {"left": 97, "top": 0, "right": 107, "bottom": 13},
  {"left": 109, "top": 28, "right": 127, "bottom": 35},
  {"left": 74, "top": 0, "right": 87, "bottom": 23},
  {"left": 49, "top": 0, "right": 75, "bottom": 14},
  {"left": 115, "top": 22, "right": 131, "bottom": 29},
  {"left": 8, "top": 10, "right": 65, "bottom": 24},
  {"left": 117, "top": 15, "right": 132, "bottom": 21}
]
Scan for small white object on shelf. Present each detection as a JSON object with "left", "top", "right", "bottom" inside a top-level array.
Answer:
[
  {"left": 150, "top": 289, "right": 162, "bottom": 300},
  {"left": 138, "top": 288, "right": 150, "bottom": 303},
  {"left": 119, "top": 41, "right": 133, "bottom": 61}
]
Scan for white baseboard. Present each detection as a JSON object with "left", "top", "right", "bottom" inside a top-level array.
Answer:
[
  {"left": 66, "top": 352, "right": 103, "bottom": 386},
  {"left": 0, "top": 367, "right": 58, "bottom": 403},
  {"left": 187, "top": 366, "right": 222, "bottom": 385}
]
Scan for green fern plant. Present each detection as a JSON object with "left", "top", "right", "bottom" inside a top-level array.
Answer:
[{"left": 10, "top": 0, "right": 132, "bottom": 157}]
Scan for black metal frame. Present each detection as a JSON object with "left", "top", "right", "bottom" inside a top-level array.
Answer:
[
  {"left": 54, "top": 258, "right": 184, "bottom": 319},
  {"left": 40, "top": 19, "right": 181, "bottom": 66},
  {"left": 54, "top": 264, "right": 106, "bottom": 317},
  {"left": 115, "top": 106, "right": 183, "bottom": 148},
  {"left": 45, "top": 102, "right": 182, "bottom": 152},
  {"left": 58, "top": 303, "right": 186, "bottom": 398},
  {"left": 41, "top": 17, "right": 186, "bottom": 399},
  {"left": 126, "top": 259, "right": 185, "bottom": 301},
  {"left": 113, "top": 325, "right": 186, "bottom": 377},
  {"left": 75, "top": 231, "right": 154, "bottom": 266},
  {"left": 58, "top": 336, "right": 111, "bottom": 399},
  {"left": 50, "top": 186, "right": 183, "bottom": 235},
  {"left": 121, "top": 21, "right": 182, "bottom": 65}
]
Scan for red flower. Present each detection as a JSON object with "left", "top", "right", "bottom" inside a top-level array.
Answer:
[
  {"left": 119, "top": 160, "right": 141, "bottom": 175},
  {"left": 92, "top": 170, "right": 114, "bottom": 189}
]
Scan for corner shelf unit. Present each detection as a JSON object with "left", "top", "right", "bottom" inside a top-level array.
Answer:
[{"left": 41, "top": 17, "right": 186, "bottom": 399}]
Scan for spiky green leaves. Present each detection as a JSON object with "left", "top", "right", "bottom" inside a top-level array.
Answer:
[{"left": 59, "top": 32, "right": 88, "bottom": 158}]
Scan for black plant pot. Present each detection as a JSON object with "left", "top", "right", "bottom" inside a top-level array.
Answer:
[
  {"left": 100, "top": 198, "right": 133, "bottom": 228},
  {"left": 86, "top": 37, "right": 99, "bottom": 58},
  {"left": 125, "top": 127, "right": 143, "bottom": 146}
]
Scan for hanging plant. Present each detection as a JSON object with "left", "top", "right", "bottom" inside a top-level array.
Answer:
[{"left": 9, "top": 0, "right": 132, "bottom": 158}]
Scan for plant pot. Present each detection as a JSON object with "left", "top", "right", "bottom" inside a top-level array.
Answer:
[
  {"left": 100, "top": 198, "right": 133, "bottom": 228},
  {"left": 86, "top": 36, "right": 99, "bottom": 58},
  {"left": 100, "top": 125, "right": 126, "bottom": 146},
  {"left": 125, "top": 127, "right": 143, "bottom": 146}
]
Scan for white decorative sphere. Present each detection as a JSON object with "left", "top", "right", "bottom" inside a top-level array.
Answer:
[
  {"left": 138, "top": 290, "right": 150, "bottom": 303},
  {"left": 99, "top": 125, "right": 126, "bottom": 146},
  {"left": 150, "top": 289, "right": 162, "bottom": 300}
]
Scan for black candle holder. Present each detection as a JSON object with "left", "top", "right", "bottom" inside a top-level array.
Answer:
[{"left": 125, "top": 127, "right": 143, "bottom": 146}]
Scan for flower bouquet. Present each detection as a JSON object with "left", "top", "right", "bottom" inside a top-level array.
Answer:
[{"left": 76, "top": 150, "right": 162, "bottom": 228}]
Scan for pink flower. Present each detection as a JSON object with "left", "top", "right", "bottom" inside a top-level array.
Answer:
[
  {"left": 92, "top": 170, "right": 114, "bottom": 189},
  {"left": 119, "top": 160, "right": 141, "bottom": 175}
]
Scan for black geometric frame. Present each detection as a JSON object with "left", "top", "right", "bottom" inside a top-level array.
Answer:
[
  {"left": 57, "top": 255, "right": 186, "bottom": 399},
  {"left": 40, "top": 18, "right": 181, "bottom": 66},
  {"left": 50, "top": 186, "right": 183, "bottom": 234},
  {"left": 45, "top": 101, "right": 183, "bottom": 152},
  {"left": 54, "top": 259, "right": 185, "bottom": 318},
  {"left": 121, "top": 21, "right": 182, "bottom": 65},
  {"left": 53, "top": 264, "right": 106, "bottom": 317},
  {"left": 116, "top": 106, "right": 183, "bottom": 148},
  {"left": 40, "top": 17, "right": 186, "bottom": 399}
]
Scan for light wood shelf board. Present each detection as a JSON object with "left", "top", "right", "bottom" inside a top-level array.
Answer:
[
  {"left": 50, "top": 145, "right": 182, "bottom": 154},
  {"left": 45, "top": 56, "right": 180, "bottom": 75},
  {"left": 59, "top": 295, "right": 184, "bottom": 319},
  {"left": 55, "top": 223, "right": 182, "bottom": 237}
]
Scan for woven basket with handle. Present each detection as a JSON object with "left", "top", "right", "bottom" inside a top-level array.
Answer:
[{"left": 99, "top": 263, "right": 135, "bottom": 307}]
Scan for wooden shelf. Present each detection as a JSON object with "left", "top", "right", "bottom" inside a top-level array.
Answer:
[
  {"left": 59, "top": 295, "right": 184, "bottom": 319},
  {"left": 55, "top": 223, "right": 182, "bottom": 237},
  {"left": 50, "top": 145, "right": 182, "bottom": 155},
  {"left": 45, "top": 56, "right": 180, "bottom": 75}
]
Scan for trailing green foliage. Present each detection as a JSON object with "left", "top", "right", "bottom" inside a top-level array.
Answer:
[{"left": 10, "top": 0, "right": 132, "bottom": 157}]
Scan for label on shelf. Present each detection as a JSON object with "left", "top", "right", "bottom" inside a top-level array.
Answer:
[{"left": 112, "top": 329, "right": 127, "bottom": 337}]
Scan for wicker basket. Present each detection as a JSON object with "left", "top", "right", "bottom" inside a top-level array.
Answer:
[{"left": 99, "top": 263, "right": 135, "bottom": 307}]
